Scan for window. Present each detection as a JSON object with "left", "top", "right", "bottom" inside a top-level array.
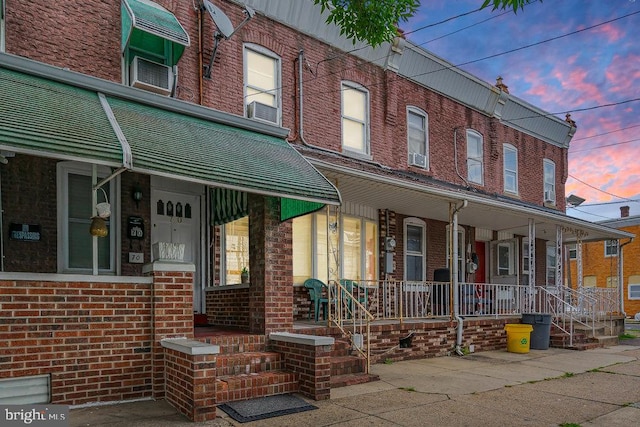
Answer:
[
  {"left": 546, "top": 243, "right": 556, "bottom": 286},
  {"left": 503, "top": 144, "right": 518, "bottom": 194},
  {"left": 57, "top": 163, "right": 118, "bottom": 274},
  {"left": 606, "top": 276, "right": 618, "bottom": 288},
  {"left": 244, "top": 44, "right": 281, "bottom": 124},
  {"left": 497, "top": 242, "right": 513, "bottom": 276},
  {"left": 583, "top": 276, "right": 597, "bottom": 288},
  {"left": 605, "top": 240, "right": 618, "bottom": 257},
  {"left": 341, "top": 82, "right": 369, "bottom": 155},
  {"left": 446, "top": 225, "right": 465, "bottom": 278},
  {"left": 543, "top": 159, "right": 556, "bottom": 203},
  {"left": 292, "top": 211, "right": 377, "bottom": 285},
  {"left": 405, "top": 219, "right": 426, "bottom": 281},
  {"left": 522, "top": 238, "right": 530, "bottom": 273},
  {"left": 629, "top": 276, "right": 640, "bottom": 299},
  {"left": 407, "top": 108, "right": 428, "bottom": 169},
  {"left": 466, "top": 130, "right": 483, "bottom": 185},
  {"left": 222, "top": 217, "right": 249, "bottom": 285},
  {"left": 568, "top": 244, "right": 577, "bottom": 260}
]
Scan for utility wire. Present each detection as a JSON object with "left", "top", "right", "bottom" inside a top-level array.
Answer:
[
  {"left": 568, "top": 173, "right": 637, "bottom": 202},
  {"left": 572, "top": 123, "right": 640, "bottom": 141},
  {"left": 570, "top": 137, "right": 640, "bottom": 153}
]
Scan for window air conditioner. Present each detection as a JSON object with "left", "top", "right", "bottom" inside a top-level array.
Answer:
[
  {"left": 408, "top": 152, "right": 427, "bottom": 168},
  {"left": 130, "top": 56, "right": 173, "bottom": 96},
  {"left": 544, "top": 190, "right": 556, "bottom": 203},
  {"left": 247, "top": 101, "right": 278, "bottom": 123}
]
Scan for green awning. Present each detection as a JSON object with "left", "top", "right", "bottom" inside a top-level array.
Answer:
[
  {"left": 104, "top": 95, "right": 341, "bottom": 206},
  {"left": 0, "top": 68, "right": 124, "bottom": 166},
  {"left": 121, "top": 0, "right": 190, "bottom": 65},
  {"left": 280, "top": 198, "right": 325, "bottom": 221},
  {"left": 212, "top": 188, "right": 248, "bottom": 225}
]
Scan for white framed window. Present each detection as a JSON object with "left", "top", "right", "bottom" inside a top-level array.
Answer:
[
  {"left": 568, "top": 244, "right": 577, "bottom": 260},
  {"left": 407, "top": 107, "right": 429, "bottom": 169},
  {"left": 293, "top": 211, "right": 377, "bottom": 284},
  {"left": 446, "top": 225, "right": 465, "bottom": 278},
  {"left": 503, "top": 144, "right": 518, "bottom": 194},
  {"left": 522, "top": 238, "right": 530, "bottom": 273},
  {"left": 546, "top": 243, "right": 556, "bottom": 286},
  {"left": 604, "top": 239, "right": 618, "bottom": 257},
  {"left": 221, "top": 217, "right": 249, "bottom": 285},
  {"left": 543, "top": 159, "right": 556, "bottom": 204},
  {"left": 57, "top": 162, "right": 118, "bottom": 274},
  {"left": 341, "top": 81, "right": 370, "bottom": 155},
  {"left": 497, "top": 242, "right": 513, "bottom": 276},
  {"left": 466, "top": 130, "right": 484, "bottom": 185},
  {"left": 628, "top": 276, "right": 640, "bottom": 299},
  {"left": 404, "top": 218, "right": 426, "bottom": 281},
  {"left": 244, "top": 44, "right": 281, "bottom": 124}
]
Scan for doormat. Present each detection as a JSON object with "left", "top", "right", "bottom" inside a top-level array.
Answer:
[{"left": 217, "top": 394, "right": 317, "bottom": 423}]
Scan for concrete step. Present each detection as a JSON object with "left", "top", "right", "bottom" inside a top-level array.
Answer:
[{"left": 215, "top": 371, "right": 299, "bottom": 404}]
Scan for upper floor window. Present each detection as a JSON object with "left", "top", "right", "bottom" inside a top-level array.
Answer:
[
  {"left": 244, "top": 44, "right": 281, "bottom": 124},
  {"left": 543, "top": 159, "right": 556, "bottom": 204},
  {"left": 407, "top": 108, "right": 429, "bottom": 169},
  {"left": 605, "top": 239, "right": 618, "bottom": 257},
  {"left": 57, "top": 162, "right": 118, "bottom": 274},
  {"left": 503, "top": 144, "right": 518, "bottom": 194},
  {"left": 466, "top": 130, "right": 484, "bottom": 185},
  {"left": 341, "top": 81, "right": 370, "bottom": 155}
]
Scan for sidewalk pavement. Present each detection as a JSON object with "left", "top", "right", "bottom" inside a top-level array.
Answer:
[{"left": 70, "top": 343, "right": 640, "bottom": 427}]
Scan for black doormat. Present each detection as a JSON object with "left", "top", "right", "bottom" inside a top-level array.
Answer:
[{"left": 218, "top": 394, "right": 317, "bottom": 423}]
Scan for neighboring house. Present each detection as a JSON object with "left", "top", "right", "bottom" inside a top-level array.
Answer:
[
  {"left": 0, "top": 0, "right": 632, "bottom": 421},
  {"left": 567, "top": 206, "right": 640, "bottom": 318}
]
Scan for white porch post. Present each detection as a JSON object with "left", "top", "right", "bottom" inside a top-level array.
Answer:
[
  {"left": 528, "top": 219, "right": 536, "bottom": 312},
  {"left": 576, "top": 235, "right": 583, "bottom": 290},
  {"left": 556, "top": 226, "right": 563, "bottom": 288}
]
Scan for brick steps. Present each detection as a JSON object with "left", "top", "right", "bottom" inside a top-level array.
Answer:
[
  {"left": 216, "top": 351, "right": 284, "bottom": 376},
  {"left": 215, "top": 371, "right": 299, "bottom": 404},
  {"left": 330, "top": 337, "right": 379, "bottom": 388}
]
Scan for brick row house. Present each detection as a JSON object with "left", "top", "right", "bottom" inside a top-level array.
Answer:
[
  {"left": 567, "top": 206, "right": 639, "bottom": 319},
  {"left": 0, "top": 0, "right": 632, "bottom": 421}
]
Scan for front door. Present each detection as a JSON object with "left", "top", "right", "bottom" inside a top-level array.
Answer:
[{"left": 151, "top": 186, "right": 202, "bottom": 312}]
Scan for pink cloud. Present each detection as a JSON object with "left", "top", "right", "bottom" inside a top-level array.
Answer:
[{"left": 590, "top": 23, "right": 625, "bottom": 43}]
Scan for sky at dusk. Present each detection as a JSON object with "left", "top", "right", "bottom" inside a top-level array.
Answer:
[{"left": 403, "top": 0, "right": 640, "bottom": 222}]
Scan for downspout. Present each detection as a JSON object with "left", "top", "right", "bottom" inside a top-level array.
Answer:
[
  {"left": 450, "top": 200, "right": 468, "bottom": 356},
  {"left": 618, "top": 237, "right": 634, "bottom": 317}
]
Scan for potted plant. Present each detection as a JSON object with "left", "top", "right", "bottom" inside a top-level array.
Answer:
[{"left": 240, "top": 267, "right": 249, "bottom": 284}]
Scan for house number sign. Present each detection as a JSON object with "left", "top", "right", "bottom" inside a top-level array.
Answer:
[
  {"left": 9, "top": 223, "right": 41, "bottom": 241},
  {"left": 127, "top": 216, "right": 145, "bottom": 240}
]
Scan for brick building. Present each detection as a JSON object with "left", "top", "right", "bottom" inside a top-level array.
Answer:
[
  {"left": 567, "top": 206, "right": 640, "bottom": 318},
  {"left": 0, "top": 0, "right": 632, "bottom": 421}
]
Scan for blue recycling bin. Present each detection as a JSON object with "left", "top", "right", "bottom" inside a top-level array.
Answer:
[{"left": 521, "top": 313, "right": 552, "bottom": 350}]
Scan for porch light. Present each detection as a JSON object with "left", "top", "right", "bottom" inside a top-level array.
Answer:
[{"left": 132, "top": 185, "right": 143, "bottom": 208}]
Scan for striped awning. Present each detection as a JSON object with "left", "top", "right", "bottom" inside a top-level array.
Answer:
[{"left": 212, "top": 188, "right": 248, "bottom": 225}]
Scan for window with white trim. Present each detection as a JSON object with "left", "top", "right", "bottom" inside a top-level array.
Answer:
[
  {"left": 407, "top": 107, "right": 428, "bottom": 169},
  {"left": 341, "top": 81, "right": 370, "bottom": 155},
  {"left": 244, "top": 44, "right": 281, "bottom": 124},
  {"left": 293, "top": 211, "right": 377, "bottom": 284},
  {"left": 57, "top": 162, "right": 118, "bottom": 274},
  {"left": 405, "top": 218, "right": 426, "bottom": 281},
  {"left": 503, "top": 144, "right": 518, "bottom": 194},
  {"left": 466, "top": 130, "right": 483, "bottom": 185},
  {"left": 497, "top": 242, "right": 513, "bottom": 276},
  {"left": 568, "top": 244, "right": 577, "bottom": 260},
  {"left": 546, "top": 243, "right": 556, "bottom": 286},
  {"left": 543, "top": 159, "right": 556, "bottom": 204},
  {"left": 628, "top": 276, "right": 640, "bottom": 299},
  {"left": 604, "top": 239, "right": 618, "bottom": 257},
  {"left": 221, "top": 217, "right": 249, "bottom": 285}
]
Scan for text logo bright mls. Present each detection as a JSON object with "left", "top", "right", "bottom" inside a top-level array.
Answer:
[{"left": 2, "top": 406, "right": 68, "bottom": 426}]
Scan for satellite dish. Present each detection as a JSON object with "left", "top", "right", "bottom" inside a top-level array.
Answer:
[{"left": 203, "top": 0, "right": 234, "bottom": 39}]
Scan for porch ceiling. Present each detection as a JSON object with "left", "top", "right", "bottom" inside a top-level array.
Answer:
[{"left": 313, "top": 160, "right": 634, "bottom": 243}]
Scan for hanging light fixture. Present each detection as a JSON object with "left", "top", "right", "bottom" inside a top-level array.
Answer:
[{"left": 89, "top": 187, "right": 111, "bottom": 238}]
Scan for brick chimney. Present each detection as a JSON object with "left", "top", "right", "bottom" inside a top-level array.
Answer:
[
  {"left": 620, "top": 206, "right": 630, "bottom": 218},
  {"left": 495, "top": 76, "right": 509, "bottom": 93}
]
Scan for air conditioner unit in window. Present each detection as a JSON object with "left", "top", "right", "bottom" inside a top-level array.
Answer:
[
  {"left": 247, "top": 101, "right": 278, "bottom": 123},
  {"left": 130, "top": 56, "right": 173, "bottom": 96},
  {"left": 408, "top": 152, "right": 427, "bottom": 168},
  {"left": 544, "top": 190, "right": 556, "bottom": 203}
]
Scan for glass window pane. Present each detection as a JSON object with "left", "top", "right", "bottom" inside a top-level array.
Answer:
[
  {"left": 224, "top": 217, "right": 249, "bottom": 284},
  {"left": 316, "top": 213, "right": 328, "bottom": 283},
  {"left": 406, "top": 255, "right": 423, "bottom": 281},
  {"left": 246, "top": 87, "right": 276, "bottom": 107},
  {"left": 342, "top": 216, "right": 361, "bottom": 280},
  {"left": 247, "top": 50, "right": 275, "bottom": 91},
  {"left": 406, "top": 225, "right": 422, "bottom": 253},
  {"left": 342, "top": 118, "right": 365, "bottom": 151},
  {"left": 343, "top": 87, "right": 365, "bottom": 119},
  {"left": 293, "top": 216, "right": 312, "bottom": 284},
  {"left": 365, "top": 221, "right": 377, "bottom": 281}
]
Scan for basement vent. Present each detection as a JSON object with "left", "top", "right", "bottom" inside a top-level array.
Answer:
[
  {"left": 130, "top": 56, "right": 173, "bottom": 96},
  {"left": 0, "top": 374, "right": 50, "bottom": 404}
]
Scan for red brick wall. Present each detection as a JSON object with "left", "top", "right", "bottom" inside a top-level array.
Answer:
[
  {"left": 205, "top": 287, "right": 250, "bottom": 328},
  {"left": 0, "top": 278, "right": 154, "bottom": 404}
]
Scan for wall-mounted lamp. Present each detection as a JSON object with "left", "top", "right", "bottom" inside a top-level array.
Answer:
[{"left": 132, "top": 185, "right": 143, "bottom": 208}]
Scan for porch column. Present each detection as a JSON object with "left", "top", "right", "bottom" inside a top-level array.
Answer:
[
  {"left": 555, "top": 226, "right": 563, "bottom": 288},
  {"left": 143, "top": 261, "right": 196, "bottom": 399},
  {"left": 576, "top": 235, "right": 583, "bottom": 290},
  {"left": 527, "top": 219, "right": 536, "bottom": 311},
  {"left": 248, "top": 195, "right": 294, "bottom": 334}
]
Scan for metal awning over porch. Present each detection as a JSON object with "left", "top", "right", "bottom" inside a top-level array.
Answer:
[
  {"left": 0, "top": 53, "right": 341, "bottom": 207},
  {"left": 312, "top": 160, "right": 633, "bottom": 243}
]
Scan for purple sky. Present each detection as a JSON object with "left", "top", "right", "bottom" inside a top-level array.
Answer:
[{"left": 404, "top": 0, "right": 640, "bottom": 221}]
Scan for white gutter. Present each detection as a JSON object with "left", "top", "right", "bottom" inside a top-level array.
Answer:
[
  {"left": 450, "top": 200, "right": 468, "bottom": 356},
  {"left": 619, "top": 237, "right": 634, "bottom": 317}
]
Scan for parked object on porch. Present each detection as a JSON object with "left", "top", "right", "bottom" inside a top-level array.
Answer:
[
  {"left": 521, "top": 313, "right": 552, "bottom": 350},
  {"left": 504, "top": 323, "right": 533, "bottom": 353},
  {"left": 217, "top": 393, "right": 317, "bottom": 423},
  {"left": 241, "top": 267, "right": 249, "bottom": 284},
  {"left": 304, "top": 278, "right": 329, "bottom": 322},
  {"left": 152, "top": 242, "right": 185, "bottom": 261}
]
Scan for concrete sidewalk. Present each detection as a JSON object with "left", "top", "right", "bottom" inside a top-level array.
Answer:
[{"left": 70, "top": 343, "right": 640, "bottom": 427}]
